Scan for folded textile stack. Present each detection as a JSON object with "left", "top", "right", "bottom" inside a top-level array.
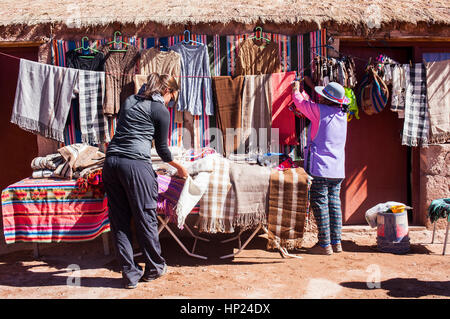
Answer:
[
  {"left": 31, "top": 143, "right": 105, "bottom": 180},
  {"left": 151, "top": 146, "right": 184, "bottom": 163}
]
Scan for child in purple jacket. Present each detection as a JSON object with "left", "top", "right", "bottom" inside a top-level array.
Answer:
[{"left": 292, "top": 77, "right": 350, "bottom": 255}]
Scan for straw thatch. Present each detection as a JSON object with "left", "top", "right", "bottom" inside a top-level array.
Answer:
[
  {"left": 0, "top": 0, "right": 449, "bottom": 31},
  {"left": 0, "top": 0, "right": 449, "bottom": 44}
]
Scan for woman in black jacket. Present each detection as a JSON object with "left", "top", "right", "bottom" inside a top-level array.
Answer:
[{"left": 103, "top": 73, "right": 188, "bottom": 289}]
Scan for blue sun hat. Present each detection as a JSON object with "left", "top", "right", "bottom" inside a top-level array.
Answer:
[{"left": 314, "top": 82, "right": 350, "bottom": 105}]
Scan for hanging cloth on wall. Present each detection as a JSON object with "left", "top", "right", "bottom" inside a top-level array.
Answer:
[
  {"left": 99, "top": 45, "right": 140, "bottom": 116},
  {"left": 402, "top": 63, "right": 430, "bottom": 147},
  {"left": 234, "top": 38, "right": 281, "bottom": 76},
  {"left": 240, "top": 74, "right": 273, "bottom": 154},
  {"left": 77, "top": 69, "right": 110, "bottom": 145},
  {"left": 424, "top": 59, "right": 450, "bottom": 144},
  {"left": 212, "top": 75, "right": 244, "bottom": 156},
  {"left": 271, "top": 71, "right": 298, "bottom": 145},
  {"left": 170, "top": 42, "right": 214, "bottom": 116},
  {"left": 11, "top": 59, "right": 79, "bottom": 143},
  {"left": 66, "top": 49, "right": 105, "bottom": 71},
  {"left": 391, "top": 64, "right": 407, "bottom": 118}
]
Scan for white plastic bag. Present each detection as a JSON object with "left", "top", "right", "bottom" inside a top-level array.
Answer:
[{"left": 365, "top": 201, "right": 408, "bottom": 228}]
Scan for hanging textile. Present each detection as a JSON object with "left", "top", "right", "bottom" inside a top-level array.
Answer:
[
  {"left": 402, "top": 63, "right": 430, "bottom": 147},
  {"left": 51, "top": 29, "right": 323, "bottom": 151},
  {"left": 11, "top": 59, "right": 79, "bottom": 143},
  {"left": 234, "top": 38, "right": 281, "bottom": 76},
  {"left": 271, "top": 71, "right": 298, "bottom": 145},
  {"left": 99, "top": 45, "right": 140, "bottom": 117},
  {"left": 391, "top": 64, "right": 406, "bottom": 118},
  {"left": 77, "top": 70, "right": 110, "bottom": 145},
  {"left": 241, "top": 74, "right": 272, "bottom": 154},
  {"left": 212, "top": 75, "right": 244, "bottom": 156},
  {"left": 65, "top": 49, "right": 105, "bottom": 71},
  {"left": 424, "top": 59, "right": 450, "bottom": 144},
  {"left": 170, "top": 42, "right": 214, "bottom": 116}
]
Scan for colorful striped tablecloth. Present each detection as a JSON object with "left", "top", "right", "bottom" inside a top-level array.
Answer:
[
  {"left": 2, "top": 176, "right": 199, "bottom": 244},
  {"left": 1, "top": 178, "right": 109, "bottom": 244}
]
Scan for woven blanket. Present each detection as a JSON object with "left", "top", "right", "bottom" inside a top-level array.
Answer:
[
  {"left": 267, "top": 167, "right": 310, "bottom": 250},
  {"left": 425, "top": 60, "right": 450, "bottom": 144},
  {"left": 174, "top": 156, "right": 215, "bottom": 228},
  {"left": 402, "top": 63, "right": 430, "bottom": 147},
  {"left": 197, "top": 156, "right": 235, "bottom": 233},
  {"left": 78, "top": 70, "right": 110, "bottom": 145},
  {"left": 1, "top": 178, "right": 109, "bottom": 244},
  {"left": 11, "top": 59, "right": 79, "bottom": 142},
  {"left": 230, "top": 162, "right": 270, "bottom": 230}
]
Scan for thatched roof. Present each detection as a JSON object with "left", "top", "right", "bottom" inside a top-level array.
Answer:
[{"left": 0, "top": 0, "right": 449, "bottom": 40}]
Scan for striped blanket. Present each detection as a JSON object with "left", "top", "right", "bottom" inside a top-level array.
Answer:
[
  {"left": 1, "top": 178, "right": 109, "bottom": 244},
  {"left": 1, "top": 175, "right": 200, "bottom": 244},
  {"left": 267, "top": 167, "right": 311, "bottom": 250}
]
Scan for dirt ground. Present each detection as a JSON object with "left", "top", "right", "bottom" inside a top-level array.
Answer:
[{"left": 0, "top": 222, "right": 449, "bottom": 300}]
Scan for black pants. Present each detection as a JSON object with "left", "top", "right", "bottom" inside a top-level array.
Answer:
[{"left": 102, "top": 156, "right": 165, "bottom": 285}]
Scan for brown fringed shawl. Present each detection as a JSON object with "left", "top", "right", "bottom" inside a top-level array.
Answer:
[{"left": 267, "top": 167, "right": 311, "bottom": 250}]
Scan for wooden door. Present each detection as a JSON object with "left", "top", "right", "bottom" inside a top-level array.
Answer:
[
  {"left": 0, "top": 46, "right": 39, "bottom": 191},
  {"left": 338, "top": 43, "right": 412, "bottom": 225}
]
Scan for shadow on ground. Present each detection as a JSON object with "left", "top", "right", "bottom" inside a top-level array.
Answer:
[{"left": 340, "top": 278, "right": 450, "bottom": 298}]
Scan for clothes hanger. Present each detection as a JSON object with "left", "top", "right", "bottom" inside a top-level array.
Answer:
[
  {"left": 74, "top": 36, "right": 99, "bottom": 59},
  {"left": 182, "top": 30, "right": 203, "bottom": 46},
  {"left": 249, "top": 27, "right": 271, "bottom": 43},
  {"left": 107, "top": 31, "right": 130, "bottom": 52}
]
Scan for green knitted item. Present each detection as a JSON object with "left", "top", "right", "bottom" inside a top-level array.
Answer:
[{"left": 428, "top": 198, "right": 450, "bottom": 223}]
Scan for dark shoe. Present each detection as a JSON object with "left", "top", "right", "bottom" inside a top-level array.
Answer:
[
  {"left": 124, "top": 281, "right": 138, "bottom": 289},
  {"left": 141, "top": 264, "right": 168, "bottom": 282},
  {"left": 309, "top": 243, "right": 333, "bottom": 255},
  {"left": 332, "top": 242, "right": 343, "bottom": 253}
]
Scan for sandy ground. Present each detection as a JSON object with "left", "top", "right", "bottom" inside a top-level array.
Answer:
[{"left": 0, "top": 223, "right": 449, "bottom": 300}]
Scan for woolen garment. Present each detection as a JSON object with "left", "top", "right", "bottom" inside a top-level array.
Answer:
[
  {"left": 402, "top": 63, "right": 430, "bottom": 147},
  {"left": 425, "top": 59, "right": 450, "bottom": 144},
  {"left": 292, "top": 90, "right": 347, "bottom": 179},
  {"left": 212, "top": 76, "right": 244, "bottom": 156},
  {"left": 271, "top": 71, "right": 298, "bottom": 146},
  {"left": 99, "top": 45, "right": 140, "bottom": 116},
  {"left": 267, "top": 167, "right": 310, "bottom": 250},
  {"left": 234, "top": 38, "right": 281, "bottom": 76},
  {"left": 55, "top": 143, "right": 105, "bottom": 179},
  {"left": 77, "top": 69, "right": 111, "bottom": 145},
  {"left": 138, "top": 48, "right": 181, "bottom": 85},
  {"left": 106, "top": 94, "right": 173, "bottom": 162},
  {"left": 240, "top": 74, "right": 272, "bottom": 154},
  {"left": 11, "top": 59, "right": 79, "bottom": 143},
  {"left": 169, "top": 42, "right": 214, "bottom": 116},
  {"left": 229, "top": 162, "right": 271, "bottom": 230},
  {"left": 65, "top": 49, "right": 105, "bottom": 71}
]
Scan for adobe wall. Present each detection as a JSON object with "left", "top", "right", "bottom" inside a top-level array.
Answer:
[{"left": 420, "top": 144, "right": 450, "bottom": 229}]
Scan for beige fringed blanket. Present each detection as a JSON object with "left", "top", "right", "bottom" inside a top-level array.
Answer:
[
  {"left": 230, "top": 162, "right": 271, "bottom": 230},
  {"left": 267, "top": 167, "right": 311, "bottom": 250}
]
